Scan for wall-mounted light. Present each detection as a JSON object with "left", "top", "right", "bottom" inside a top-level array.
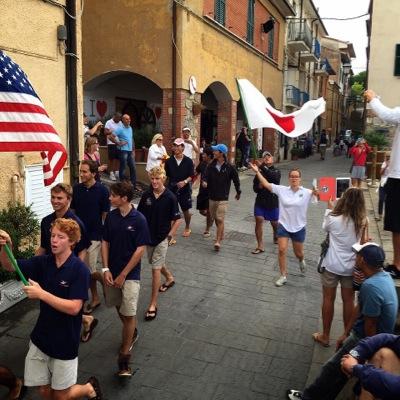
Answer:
[
  {"left": 342, "top": 63, "right": 352, "bottom": 75},
  {"left": 262, "top": 18, "right": 275, "bottom": 33}
]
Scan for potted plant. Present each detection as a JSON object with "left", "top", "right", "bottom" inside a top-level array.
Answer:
[{"left": 134, "top": 125, "right": 153, "bottom": 162}]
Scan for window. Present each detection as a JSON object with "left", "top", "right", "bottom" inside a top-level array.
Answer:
[
  {"left": 395, "top": 44, "right": 400, "bottom": 76},
  {"left": 267, "top": 18, "right": 274, "bottom": 58},
  {"left": 246, "top": 0, "right": 255, "bottom": 45},
  {"left": 215, "top": 0, "right": 226, "bottom": 26}
]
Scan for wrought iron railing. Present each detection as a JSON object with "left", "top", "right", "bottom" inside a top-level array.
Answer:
[{"left": 287, "top": 20, "right": 313, "bottom": 50}]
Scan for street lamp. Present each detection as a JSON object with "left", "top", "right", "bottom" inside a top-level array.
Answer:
[{"left": 342, "top": 63, "right": 352, "bottom": 75}]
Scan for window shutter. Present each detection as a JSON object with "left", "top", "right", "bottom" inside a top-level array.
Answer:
[
  {"left": 215, "top": 0, "right": 226, "bottom": 26},
  {"left": 246, "top": 0, "right": 255, "bottom": 45},
  {"left": 395, "top": 44, "right": 400, "bottom": 76}
]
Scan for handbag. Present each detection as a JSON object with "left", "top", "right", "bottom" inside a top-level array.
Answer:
[{"left": 317, "top": 233, "right": 330, "bottom": 273}]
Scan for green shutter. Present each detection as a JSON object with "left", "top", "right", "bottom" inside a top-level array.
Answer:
[
  {"left": 215, "top": 0, "right": 226, "bottom": 26},
  {"left": 395, "top": 44, "right": 400, "bottom": 76},
  {"left": 246, "top": 0, "right": 255, "bottom": 45}
]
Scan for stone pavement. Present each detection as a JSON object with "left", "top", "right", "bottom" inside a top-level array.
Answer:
[{"left": 0, "top": 150, "right": 372, "bottom": 400}]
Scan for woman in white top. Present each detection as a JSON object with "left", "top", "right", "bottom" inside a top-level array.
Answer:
[
  {"left": 146, "top": 133, "right": 167, "bottom": 172},
  {"left": 250, "top": 165, "right": 318, "bottom": 287},
  {"left": 313, "top": 188, "right": 367, "bottom": 347}
]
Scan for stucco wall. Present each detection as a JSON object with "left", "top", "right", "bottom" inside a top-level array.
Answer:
[
  {"left": 0, "top": 0, "right": 71, "bottom": 207},
  {"left": 368, "top": 0, "right": 400, "bottom": 108},
  {"left": 82, "top": 0, "right": 285, "bottom": 106}
]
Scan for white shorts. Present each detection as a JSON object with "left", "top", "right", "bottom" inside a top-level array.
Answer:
[
  {"left": 85, "top": 240, "right": 102, "bottom": 274},
  {"left": 147, "top": 239, "right": 168, "bottom": 269},
  {"left": 24, "top": 341, "right": 78, "bottom": 390},
  {"left": 104, "top": 280, "right": 140, "bottom": 317}
]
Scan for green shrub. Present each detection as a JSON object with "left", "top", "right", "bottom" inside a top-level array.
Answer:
[
  {"left": 364, "top": 129, "right": 389, "bottom": 150},
  {"left": 0, "top": 202, "right": 40, "bottom": 283}
]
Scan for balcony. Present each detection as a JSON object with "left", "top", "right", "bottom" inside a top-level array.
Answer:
[
  {"left": 300, "top": 91, "right": 310, "bottom": 105},
  {"left": 287, "top": 20, "right": 313, "bottom": 52},
  {"left": 285, "top": 85, "right": 301, "bottom": 107},
  {"left": 299, "top": 38, "right": 320, "bottom": 62}
]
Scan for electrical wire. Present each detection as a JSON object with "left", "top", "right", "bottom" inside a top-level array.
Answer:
[{"left": 41, "top": 0, "right": 84, "bottom": 20}]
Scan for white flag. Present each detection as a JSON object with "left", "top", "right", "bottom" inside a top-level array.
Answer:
[{"left": 237, "top": 78, "right": 325, "bottom": 138}]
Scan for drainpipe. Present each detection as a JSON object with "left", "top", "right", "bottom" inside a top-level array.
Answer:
[
  {"left": 66, "top": 0, "right": 79, "bottom": 185},
  {"left": 11, "top": 174, "right": 19, "bottom": 204},
  {"left": 172, "top": 1, "right": 177, "bottom": 139}
]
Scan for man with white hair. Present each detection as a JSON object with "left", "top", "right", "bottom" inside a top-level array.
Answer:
[{"left": 181, "top": 126, "right": 199, "bottom": 160}]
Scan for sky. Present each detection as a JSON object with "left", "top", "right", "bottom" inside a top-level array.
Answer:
[{"left": 312, "top": 0, "right": 370, "bottom": 74}]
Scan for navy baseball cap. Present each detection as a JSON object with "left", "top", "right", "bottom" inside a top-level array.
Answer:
[
  {"left": 211, "top": 144, "right": 228, "bottom": 154},
  {"left": 352, "top": 242, "right": 385, "bottom": 268}
]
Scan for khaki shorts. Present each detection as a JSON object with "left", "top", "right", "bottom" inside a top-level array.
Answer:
[
  {"left": 209, "top": 200, "right": 228, "bottom": 221},
  {"left": 85, "top": 240, "right": 102, "bottom": 274},
  {"left": 24, "top": 341, "right": 78, "bottom": 390},
  {"left": 104, "top": 280, "right": 140, "bottom": 317},
  {"left": 147, "top": 238, "right": 168, "bottom": 269},
  {"left": 321, "top": 269, "right": 353, "bottom": 289}
]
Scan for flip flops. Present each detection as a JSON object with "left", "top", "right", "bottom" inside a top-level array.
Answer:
[
  {"left": 145, "top": 307, "right": 158, "bottom": 321},
  {"left": 251, "top": 248, "right": 265, "bottom": 254},
  {"left": 214, "top": 243, "right": 221, "bottom": 251},
  {"left": 83, "top": 302, "right": 100, "bottom": 314},
  {"left": 168, "top": 237, "right": 177, "bottom": 246},
  {"left": 81, "top": 318, "right": 98, "bottom": 343},
  {"left": 182, "top": 229, "right": 192, "bottom": 237},
  {"left": 159, "top": 281, "right": 175, "bottom": 292},
  {"left": 312, "top": 332, "right": 330, "bottom": 347}
]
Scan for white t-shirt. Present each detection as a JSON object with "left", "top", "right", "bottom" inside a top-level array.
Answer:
[
  {"left": 321, "top": 210, "right": 360, "bottom": 276},
  {"left": 146, "top": 143, "right": 167, "bottom": 172},
  {"left": 104, "top": 118, "right": 123, "bottom": 145},
  {"left": 380, "top": 160, "right": 390, "bottom": 187},
  {"left": 370, "top": 98, "right": 400, "bottom": 179},
  {"left": 183, "top": 141, "right": 194, "bottom": 159},
  {"left": 271, "top": 184, "right": 313, "bottom": 232}
]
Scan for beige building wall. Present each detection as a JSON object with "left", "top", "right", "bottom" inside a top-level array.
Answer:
[
  {"left": 368, "top": 0, "right": 400, "bottom": 108},
  {"left": 0, "top": 0, "right": 80, "bottom": 207}
]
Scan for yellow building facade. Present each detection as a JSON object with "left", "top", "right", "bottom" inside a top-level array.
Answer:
[
  {"left": 0, "top": 0, "right": 83, "bottom": 218},
  {"left": 82, "top": 0, "right": 295, "bottom": 162}
]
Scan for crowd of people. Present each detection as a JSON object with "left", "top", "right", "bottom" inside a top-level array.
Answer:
[{"left": 1, "top": 89, "right": 400, "bottom": 399}]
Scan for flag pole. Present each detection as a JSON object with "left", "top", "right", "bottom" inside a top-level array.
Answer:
[{"left": 3, "top": 244, "right": 29, "bottom": 286}]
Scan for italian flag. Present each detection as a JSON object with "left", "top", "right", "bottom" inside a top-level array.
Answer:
[{"left": 237, "top": 79, "right": 326, "bottom": 138}]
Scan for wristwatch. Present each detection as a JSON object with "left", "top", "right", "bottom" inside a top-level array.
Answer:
[
  {"left": 349, "top": 349, "right": 360, "bottom": 360},
  {"left": 102, "top": 267, "right": 110, "bottom": 273}
]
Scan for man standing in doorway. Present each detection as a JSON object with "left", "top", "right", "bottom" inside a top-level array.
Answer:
[
  {"left": 252, "top": 151, "right": 281, "bottom": 254},
  {"left": 203, "top": 143, "right": 241, "bottom": 251},
  {"left": 138, "top": 166, "right": 181, "bottom": 321},
  {"left": 104, "top": 112, "right": 123, "bottom": 181},
  {"left": 181, "top": 126, "right": 199, "bottom": 160},
  {"left": 71, "top": 160, "right": 110, "bottom": 314},
  {"left": 165, "top": 138, "right": 195, "bottom": 238},
  {"left": 114, "top": 114, "right": 137, "bottom": 191},
  {"left": 102, "top": 182, "right": 150, "bottom": 377},
  {"left": 319, "top": 129, "right": 328, "bottom": 160}
]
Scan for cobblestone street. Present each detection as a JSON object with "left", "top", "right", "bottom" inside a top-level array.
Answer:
[{"left": 1, "top": 150, "right": 360, "bottom": 399}]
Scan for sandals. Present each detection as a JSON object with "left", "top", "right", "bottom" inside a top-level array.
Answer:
[
  {"left": 83, "top": 302, "right": 100, "bottom": 314},
  {"left": 81, "top": 318, "right": 98, "bottom": 343},
  {"left": 145, "top": 307, "right": 157, "bottom": 321},
  {"left": 203, "top": 231, "right": 211, "bottom": 238},
  {"left": 168, "top": 237, "right": 177, "bottom": 246},
  {"left": 312, "top": 332, "right": 330, "bottom": 347},
  {"left": 214, "top": 243, "right": 221, "bottom": 251},
  {"left": 159, "top": 281, "right": 175, "bottom": 292},
  {"left": 182, "top": 229, "right": 192, "bottom": 237},
  {"left": 251, "top": 248, "right": 265, "bottom": 254},
  {"left": 87, "top": 376, "right": 103, "bottom": 399}
]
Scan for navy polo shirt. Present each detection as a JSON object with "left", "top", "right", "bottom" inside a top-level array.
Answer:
[
  {"left": 40, "top": 210, "right": 91, "bottom": 255},
  {"left": 71, "top": 181, "right": 110, "bottom": 241},
  {"left": 137, "top": 188, "right": 181, "bottom": 246},
  {"left": 102, "top": 207, "right": 150, "bottom": 280},
  {"left": 18, "top": 254, "right": 90, "bottom": 360}
]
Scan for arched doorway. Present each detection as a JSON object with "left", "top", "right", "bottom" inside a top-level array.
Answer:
[{"left": 83, "top": 71, "right": 163, "bottom": 148}]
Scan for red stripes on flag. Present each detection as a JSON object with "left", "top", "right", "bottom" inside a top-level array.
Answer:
[{"left": 0, "top": 93, "right": 67, "bottom": 186}]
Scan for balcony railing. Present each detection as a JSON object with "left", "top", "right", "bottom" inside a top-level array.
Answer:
[
  {"left": 287, "top": 20, "right": 313, "bottom": 50},
  {"left": 286, "top": 85, "right": 301, "bottom": 106}
]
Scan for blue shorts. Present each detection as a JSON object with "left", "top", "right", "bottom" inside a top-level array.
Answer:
[
  {"left": 254, "top": 205, "right": 279, "bottom": 221},
  {"left": 276, "top": 224, "right": 306, "bottom": 243}
]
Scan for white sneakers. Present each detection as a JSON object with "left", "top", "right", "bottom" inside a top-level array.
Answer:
[
  {"left": 299, "top": 259, "right": 306, "bottom": 274},
  {"left": 275, "top": 275, "right": 287, "bottom": 287}
]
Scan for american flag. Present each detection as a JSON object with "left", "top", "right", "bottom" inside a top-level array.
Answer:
[{"left": 0, "top": 50, "right": 67, "bottom": 186}]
